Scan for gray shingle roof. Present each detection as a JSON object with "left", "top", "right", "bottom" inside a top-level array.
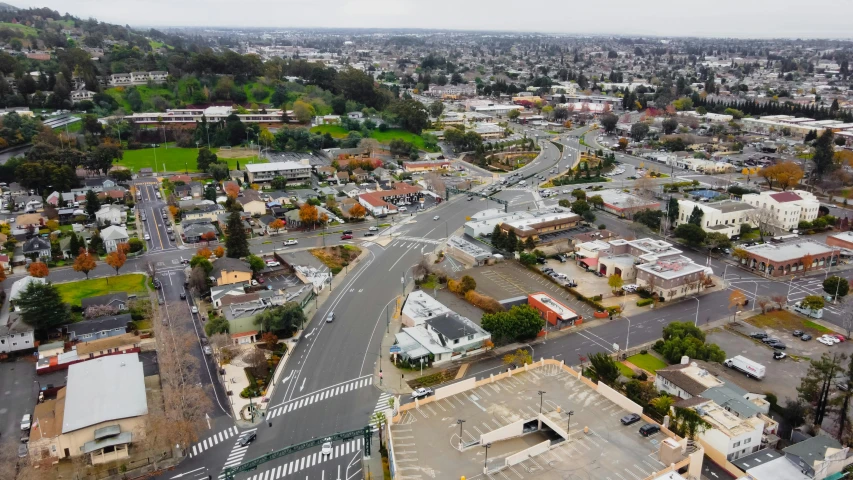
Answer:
[{"left": 783, "top": 435, "right": 842, "bottom": 465}]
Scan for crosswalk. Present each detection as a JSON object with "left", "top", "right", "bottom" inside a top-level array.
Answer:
[
  {"left": 372, "top": 392, "right": 394, "bottom": 431},
  {"left": 266, "top": 375, "right": 373, "bottom": 420},
  {"left": 391, "top": 236, "right": 443, "bottom": 246},
  {"left": 190, "top": 426, "right": 239, "bottom": 457},
  {"left": 220, "top": 428, "right": 257, "bottom": 474},
  {"left": 230, "top": 438, "right": 364, "bottom": 480}
]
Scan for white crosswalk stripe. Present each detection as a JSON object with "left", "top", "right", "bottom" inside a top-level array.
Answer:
[
  {"left": 228, "top": 439, "right": 364, "bottom": 480},
  {"left": 217, "top": 429, "right": 258, "bottom": 478},
  {"left": 392, "top": 236, "right": 443, "bottom": 246},
  {"left": 190, "top": 426, "right": 239, "bottom": 457},
  {"left": 371, "top": 392, "right": 394, "bottom": 431},
  {"left": 266, "top": 375, "right": 373, "bottom": 420}
]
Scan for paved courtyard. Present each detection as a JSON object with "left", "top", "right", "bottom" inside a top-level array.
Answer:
[{"left": 390, "top": 362, "right": 684, "bottom": 480}]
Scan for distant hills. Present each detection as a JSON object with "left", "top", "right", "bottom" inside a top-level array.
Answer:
[{"left": 0, "top": 3, "right": 18, "bottom": 12}]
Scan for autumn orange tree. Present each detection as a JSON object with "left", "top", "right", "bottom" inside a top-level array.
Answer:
[
  {"left": 105, "top": 249, "right": 127, "bottom": 275},
  {"left": 224, "top": 183, "right": 240, "bottom": 198},
  {"left": 28, "top": 261, "right": 49, "bottom": 278},
  {"left": 213, "top": 246, "right": 225, "bottom": 258},
  {"left": 168, "top": 205, "right": 180, "bottom": 218},
  {"left": 72, "top": 248, "right": 97, "bottom": 279},
  {"left": 299, "top": 203, "right": 319, "bottom": 226},
  {"left": 728, "top": 290, "right": 746, "bottom": 322},
  {"left": 201, "top": 231, "right": 217, "bottom": 242},
  {"left": 197, "top": 247, "right": 212, "bottom": 259},
  {"left": 349, "top": 203, "right": 367, "bottom": 220},
  {"left": 802, "top": 254, "right": 815, "bottom": 271},
  {"left": 269, "top": 219, "right": 285, "bottom": 234}
]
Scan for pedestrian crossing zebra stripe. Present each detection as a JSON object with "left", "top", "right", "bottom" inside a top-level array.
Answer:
[
  {"left": 266, "top": 376, "right": 373, "bottom": 420},
  {"left": 219, "top": 438, "right": 364, "bottom": 480},
  {"left": 190, "top": 426, "right": 239, "bottom": 457}
]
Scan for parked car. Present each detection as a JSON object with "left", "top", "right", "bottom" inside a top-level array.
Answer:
[
  {"left": 266, "top": 260, "right": 280, "bottom": 267},
  {"left": 768, "top": 341, "right": 787, "bottom": 350},
  {"left": 203, "top": 346, "right": 212, "bottom": 356},
  {"left": 801, "top": 334, "right": 812, "bottom": 341},
  {"left": 411, "top": 387, "right": 434, "bottom": 399},
  {"left": 761, "top": 337, "right": 779, "bottom": 344},
  {"left": 191, "top": 306, "right": 198, "bottom": 314},
  {"left": 180, "top": 292, "right": 186, "bottom": 300},
  {"left": 369, "top": 226, "right": 379, "bottom": 232},
  {"left": 620, "top": 413, "right": 641, "bottom": 425},
  {"left": 750, "top": 332, "right": 769, "bottom": 339},
  {"left": 818, "top": 336, "right": 836, "bottom": 346},
  {"left": 639, "top": 424, "right": 660, "bottom": 437},
  {"left": 793, "top": 330, "right": 804, "bottom": 337},
  {"left": 20, "top": 414, "right": 31, "bottom": 431},
  {"left": 18, "top": 444, "right": 27, "bottom": 458},
  {"left": 284, "top": 239, "right": 298, "bottom": 246},
  {"left": 144, "top": 233, "right": 151, "bottom": 241},
  {"left": 833, "top": 334, "right": 846, "bottom": 342},
  {"left": 773, "top": 351, "right": 787, "bottom": 360}
]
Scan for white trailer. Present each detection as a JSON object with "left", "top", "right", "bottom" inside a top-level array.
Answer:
[{"left": 724, "top": 355, "right": 766, "bottom": 380}]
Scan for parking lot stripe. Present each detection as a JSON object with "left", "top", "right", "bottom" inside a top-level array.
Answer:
[
  {"left": 508, "top": 465, "right": 524, "bottom": 478},
  {"left": 434, "top": 401, "right": 447, "bottom": 411},
  {"left": 473, "top": 425, "right": 484, "bottom": 435},
  {"left": 417, "top": 408, "right": 428, "bottom": 418}
]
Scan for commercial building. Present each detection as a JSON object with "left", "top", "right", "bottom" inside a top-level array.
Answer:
[
  {"left": 676, "top": 199, "right": 756, "bottom": 238},
  {"left": 498, "top": 208, "right": 581, "bottom": 242},
  {"left": 128, "top": 106, "right": 291, "bottom": 127},
  {"left": 527, "top": 292, "right": 581, "bottom": 329},
  {"left": 446, "top": 236, "right": 493, "bottom": 266},
  {"left": 357, "top": 183, "right": 422, "bottom": 216},
  {"left": 245, "top": 160, "right": 312, "bottom": 185},
  {"left": 742, "top": 190, "right": 819, "bottom": 231},
  {"left": 402, "top": 160, "right": 451, "bottom": 172},
  {"left": 27, "top": 353, "right": 149, "bottom": 464},
  {"left": 423, "top": 84, "right": 477, "bottom": 98},
  {"left": 825, "top": 230, "right": 853, "bottom": 251},
  {"left": 740, "top": 241, "right": 839, "bottom": 277},
  {"left": 593, "top": 189, "right": 660, "bottom": 218}
]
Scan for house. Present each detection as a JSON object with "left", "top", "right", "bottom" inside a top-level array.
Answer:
[
  {"left": 394, "top": 311, "right": 490, "bottom": 366},
  {"left": 357, "top": 183, "right": 422, "bottom": 216},
  {"left": 782, "top": 435, "right": 853, "bottom": 480},
  {"left": 402, "top": 160, "right": 451, "bottom": 173},
  {"left": 100, "top": 225, "right": 129, "bottom": 253},
  {"left": 80, "top": 292, "right": 129, "bottom": 312},
  {"left": 71, "top": 90, "right": 95, "bottom": 102},
  {"left": 742, "top": 190, "right": 820, "bottom": 231},
  {"left": 66, "top": 313, "right": 131, "bottom": 342},
  {"left": 740, "top": 241, "right": 839, "bottom": 277},
  {"left": 94, "top": 204, "right": 126, "bottom": 226},
  {"left": 236, "top": 189, "right": 267, "bottom": 216},
  {"left": 351, "top": 168, "right": 369, "bottom": 182},
  {"left": 181, "top": 221, "right": 218, "bottom": 244},
  {"left": 336, "top": 171, "right": 350, "bottom": 184},
  {"left": 259, "top": 215, "right": 285, "bottom": 234},
  {"left": 675, "top": 200, "right": 756, "bottom": 239},
  {"left": 211, "top": 257, "right": 253, "bottom": 286},
  {"left": 0, "top": 313, "right": 35, "bottom": 353},
  {"left": 15, "top": 213, "right": 45, "bottom": 229},
  {"left": 23, "top": 236, "right": 51, "bottom": 260},
  {"left": 27, "top": 353, "right": 148, "bottom": 464},
  {"left": 316, "top": 166, "right": 336, "bottom": 179},
  {"left": 244, "top": 160, "right": 312, "bottom": 185},
  {"left": 182, "top": 203, "right": 223, "bottom": 222}
]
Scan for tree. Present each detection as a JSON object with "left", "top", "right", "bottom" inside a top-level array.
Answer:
[
  {"left": 224, "top": 182, "right": 240, "bottom": 199},
  {"left": 85, "top": 189, "right": 100, "bottom": 218},
  {"left": 812, "top": 130, "right": 836, "bottom": 179},
  {"left": 348, "top": 203, "right": 367, "bottom": 220},
  {"left": 797, "top": 353, "right": 847, "bottom": 427},
  {"left": 254, "top": 302, "right": 307, "bottom": 333},
  {"left": 669, "top": 407, "right": 711, "bottom": 441},
  {"left": 630, "top": 123, "right": 649, "bottom": 142},
  {"left": 599, "top": 113, "right": 618, "bottom": 133},
  {"left": 802, "top": 295, "right": 825, "bottom": 311},
  {"left": 16, "top": 281, "right": 68, "bottom": 331},
  {"left": 197, "top": 247, "right": 213, "bottom": 259},
  {"left": 586, "top": 352, "right": 620, "bottom": 386},
  {"left": 269, "top": 219, "right": 285, "bottom": 234},
  {"left": 589, "top": 195, "right": 604, "bottom": 210},
  {"left": 246, "top": 254, "right": 266, "bottom": 274},
  {"left": 491, "top": 224, "right": 506, "bottom": 250},
  {"left": 824, "top": 276, "right": 849, "bottom": 299},
  {"left": 459, "top": 275, "right": 477, "bottom": 294},
  {"left": 214, "top": 246, "right": 225, "bottom": 258},
  {"left": 105, "top": 249, "right": 127, "bottom": 275},
  {"left": 608, "top": 274, "right": 624, "bottom": 292},
  {"left": 196, "top": 147, "right": 218, "bottom": 171},
  {"left": 662, "top": 117, "right": 679, "bottom": 134},
  {"left": 502, "top": 348, "right": 532, "bottom": 367},
  {"left": 481, "top": 305, "right": 544, "bottom": 343},
  {"left": 262, "top": 332, "right": 279, "bottom": 350},
  {"left": 299, "top": 203, "right": 319, "bottom": 226},
  {"left": 732, "top": 248, "right": 750, "bottom": 264},
  {"left": 688, "top": 206, "right": 704, "bottom": 226},
  {"left": 189, "top": 265, "right": 210, "bottom": 294},
  {"left": 292, "top": 100, "right": 316, "bottom": 123},
  {"left": 650, "top": 395, "right": 674, "bottom": 419},
  {"left": 28, "top": 261, "right": 49, "bottom": 277},
  {"left": 729, "top": 290, "right": 746, "bottom": 321},
  {"left": 225, "top": 211, "right": 250, "bottom": 258},
  {"left": 72, "top": 249, "right": 97, "bottom": 279},
  {"left": 673, "top": 223, "right": 706, "bottom": 246}
]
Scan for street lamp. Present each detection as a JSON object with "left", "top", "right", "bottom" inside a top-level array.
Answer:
[
  {"left": 457, "top": 419, "right": 465, "bottom": 450},
  {"left": 483, "top": 443, "right": 492, "bottom": 474},
  {"left": 624, "top": 316, "right": 632, "bottom": 351},
  {"left": 537, "top": 390, "right": 546, "bottom": 428},
  {"left": 566, "top": 410, "right": 574, "bottom": 437},
  {"left": 691, "top": 297, "right": 700, "bottom": 326}
]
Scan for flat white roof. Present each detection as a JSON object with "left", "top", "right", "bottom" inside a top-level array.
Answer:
[
  {"left": 403, "top": 291, "right": 451, "bottom": 326},
  {"left": 245, "top": 161, "right": 311, "bottom": 173},
  {"left": 746, "top": 241, "right": 836, "bottom": 262}
]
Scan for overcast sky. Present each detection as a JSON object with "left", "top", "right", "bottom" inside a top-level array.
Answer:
[{"left": 14, "top": 0, "right": 853, "bottom": 39}]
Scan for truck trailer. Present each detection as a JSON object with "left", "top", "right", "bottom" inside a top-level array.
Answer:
[{"left": 724, "top": 355, "right": 766, "bottom": 380}]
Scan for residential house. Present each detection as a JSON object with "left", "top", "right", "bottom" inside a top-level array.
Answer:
[
  {"left": 316, "top": 166, "right": 336, "bottom": 179},
  {"left": 0, "top": 313, "right": 35, "bottom": 353},
  {"left": 335, "top": 171, "right": 350, "bottom": 184},
  {"left": 23, "top": 236, "right": 52, "bottom": 260},
  {"left": 15, "top": 213, "right": 45, "bottom": 229},
  {"left": 782, "top": 435, "right": 853, "bottom": 480},
  {"left": 237, "top": 190, "right": 267, "bottom": 216},
  {"left": 351, "top": 168, "right": 369, "bottom": 182},
  {"left": 740, "top": 241, "right": 838, "bottom": 277},
  {"left": 357, "top": 183, "right": 422, "bottom": 216},
  {"left": 742, "top": 190, "right": 820, "bottom": 231},
  {"left": 27, "top": 354, "right": 148, "bottom": 464},
  {"left": 100, "top": 225, "right": 129, "bottom": 253},
  {"left": 675, "top": 199, "right": 756, "bottom": 239},
  {"left": 182, "top": 203, "right": 223, "bottom": 222},
  {"left": 394, "top": 310, "right": 490, "bottom": 366},
  {"left": 94, "top": 204, "right": 126, "bottom": 226},
  {"left": 80, "top": 293, "right": 129, "bottom": 312},
  {"left": 66, "top": 313, "right": 131, "bottom": 342},
  {"left": 259, "top": 215, "right": 285, "bottom": 234},
  {"left": 181, "top": 221, "right": 218, "bottom": 244},
  {"left": 211, "top": 257, "right": 253, "bottom": 286}
]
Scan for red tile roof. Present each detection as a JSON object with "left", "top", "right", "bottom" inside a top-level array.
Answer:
[{"left": 769, "top": 192, "right": 802, "bottom": 203}]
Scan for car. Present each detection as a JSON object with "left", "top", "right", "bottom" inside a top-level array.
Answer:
[
  {"left": 620, "top": 413, "right": 641, "bottom": 425},
  {"left": 639, "top": 424, "right": 660, "bottom": 437},
  {"left": 326, "top": 312, "right": 335, "bottom": 323},
  {"left": 541, "top": 267, "right": 554, "bottom": 273},
  {"left": 411, "top": 387, "right": 434, "bottom": 399},
  {"left": 821, "top": 334, "right": 840, "bottom": 344},
  {"left": 801, "top": 334, "right": 812, "bottom": 341},
  {"left": 750, "top": 332, "right": 769, "bottom": 339},
  {"left": 18, "top": 444, "right": 27, "bottom": 458},
  {"left": 238, "top": 432, "right": 257, "bottom": 447},
  {"left": 341, "top": 234, "right": 353, "bottom": 240},
  {"left": 365, "top": 231, "right": 375, "bottom": 237},
  {"left": 399, "top": 206, "right": 408, "bottom": 212},
  {"left": 467, "top": 196, "right": 474, "bottom": 201},
  {"left": 191, "top": 306, "right": 198, "bottom": 314},
  {"left": 761, "top": 337, "right": 779, "bottom": 344},
  {"left": 266, "top": 260, "right": 280, "bottom": 267},
  {"left": 284, "top": 239, "right": 298, "bottom": 246},
  {"left": 535, "top": 257, "right": 546, "bottom": 264},
  {"left": 839, "top": 383, "right": 850, "bottom": 392},
  {"left": 342, "top": 230, "right": 353, "bottom": 235},
  {"left": 773, "top": 351, "right": 787, "bottom": 360},
  {"left": 768, "top": 341, "right": 787, "bottom": 350},
  {"left": 21, "top": 414, "right": 31, "bottom": 430},
  {"left": 168, "top": 233, "right": 175, "bottom": 241},
  {"left": 833, "top": 334, "right": 847, "bottom": 342},
  {"left": 251, "top": 280, "right": 258, "bottom": 286},
  {"left": 433, "top": 215, "right": 440, "bottom": 220},
  {"left": 321, "top": 442, "right": 332, "bottom": 456},
  {"left": 180, "top": 292, "right": 187, "bottom": 300},
  {"left": 203, "top": 345, "right": 212, "bottom": 355},
  {"left": 258, "top": 276, "right": 265, "bottom": 284},
  {"left": 153, "top": 279, "right": 162, "bottom": 290},
  {"left": 818, "top": 336, "right": 835, "bottom": 346},
  {"left": 166, "top": 225, "right": 173, "bottom": 233},
  {"left": 144, "top": 233, "right": 151, "bottom": 240},
  {"left": 368, "top": 226, "right": 379, "bottom": 232},
  {"left": 793, "top": 330, "right": 804, "bottom": 337},
  {"left": 180, "top": 258, "right": 190, "bottom": 265}
]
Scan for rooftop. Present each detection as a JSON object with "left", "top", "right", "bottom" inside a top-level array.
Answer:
[
  {"left": 402, "top": 290, "right": 452, "bottom": 326},
  {"left": 595, "top": 189, "right": 660, "bottom": 209},
  {"left": 62, "top": 353, "right": 148, "bottom": 433},
  {"left": 695, "top": 400, "right": 763, "bottom": 437},
  {"left": 245, "top": 160, "right": 311, "bottom": 173},
  {"left": 636, "top": 256, "right": 707, "bottom": 279},
  {"left": 746, "top": 241, "right": 837, "bottom": 262}
]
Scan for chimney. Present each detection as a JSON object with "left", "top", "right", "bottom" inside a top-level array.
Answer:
[{"left": 681, "top": 356, "right": 690, "bottom": 365}]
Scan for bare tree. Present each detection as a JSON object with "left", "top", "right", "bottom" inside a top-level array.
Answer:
[
  {"left": 757, "top": 296, "right": 772, "bottom": 314},
  {"left": 209, "top": 332, "right": 231, "bottom": 351},
  {"left": 188, "top": 266, "right": 208, "bottom": 295},
  {"left": 412, "top": 257, "right": 431, "bottom": 282},
  {"left": 771, "top": 294, "right": 788, "bottom": 309},
  {"left": 424, "top": 172, "right": 447, "bottom": 198},
  {"left": 85, "top": 304, "right": 120, "bottom": 319},
  {"left": 244, "top": 347, "right": 268, "bottom": 380},
  {"left": 745, "top": 207, "right": 775, "bottom": 241},
  {"left": 359, "top": 138, "right": 381, "bottom": 157},
  {"left": 843, "top": 299, "right": 853, "bottom": 338}
]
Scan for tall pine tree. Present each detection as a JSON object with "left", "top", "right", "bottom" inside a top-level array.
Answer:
[{"left": 225, "top": 211, "right": 250, "bottom": 258}]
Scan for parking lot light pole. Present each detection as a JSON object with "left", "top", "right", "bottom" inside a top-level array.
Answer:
[
  {"left": 483, "top": 443, "right": 492, "bottom": 474},
  {"left": 537, "top": 391, "right": 546, "bottom": 429},
  {"left": 566, "top": 410, "right": 574, "bottom": 438},
  {"left": 457, "top": 419, "right": 465, "bottom": 450}
]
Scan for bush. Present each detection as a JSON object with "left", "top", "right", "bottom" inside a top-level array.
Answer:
[
  {"left": 640, "top": 349, "right": 647, "bottom": 355},
  {"left": 447, "top": 279, "right": 460, "bottom": 293},
  {"left": 637, "top": 298, "right": 654, "bottom": 307},
  {"left": 464, "top": 290, "right": 504, "bottom": 313}
]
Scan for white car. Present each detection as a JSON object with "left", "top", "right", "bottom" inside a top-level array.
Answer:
[
  {"left": 144, "top": 233, "right": 151, "bottom": 241},
  {"left": 411, "top": 387, "right": 434, "bottom": 399},
  {"left": 321, "top": 442, "right": 332, "bottom": 456},
  {"left": 284, "top": 239, "right": 298, "bottom": 246},
  {"left": 818, "top": 337, "right": 834, "bottom": 346},
  {"left": 191, "top": 306, "right": 198, "bottom": 314},
  {"left": 266, "top": 260, "right": 280, "bottom": 267},
  {"left": 251, "top": 280, "right": 258, "bottom": 286},
  {"left": 399, "top": 206, "right": 407, "bottom": 212},
  {"left": 433, "top": 215, "right": 440, "bottom": 221},
  {"left": 21, "top": 414, "right": 31, "bottom": 430},
  {"left": 368, "top": 226, "right": 378, "bottom": 232}
]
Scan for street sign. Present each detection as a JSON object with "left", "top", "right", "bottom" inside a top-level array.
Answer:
[{"left": 390, "top": 346, "right": 402, "bottom": 354}]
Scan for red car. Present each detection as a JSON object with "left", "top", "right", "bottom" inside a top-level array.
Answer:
[
  {"left": 257, "top": 276, "right": 265, "bottom": 284},
  {"left": 341, "top": 234, "right": 353, "bottom": 240},
  {"left": 833, "top": 334, "right": 846, "bottom": 342}
]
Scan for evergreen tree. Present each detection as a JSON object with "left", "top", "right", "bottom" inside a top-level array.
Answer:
[
  {"left": 491, "top": 224, "right": 505, "bottom": 250},
  {"left": 68, "top": 234, "right": 80, "bottom": 257},
  {"left": 667, "top": 197, "right": 679, "bottom": 223},
  {"left": 812, "top": 130, "right": 836, "bottom": 179},
  {"left": 85, "top": 190, "right": 100, "bottom": 218},
  {"left": 505, "top": 230, "right": 518, "bottom": 252},
  {"left": 16, "top": 281, "right": 69, "bottom": 332},
  {"left": 688, "top": 206, "right": 704, "bottom": 226},
  {"left": 225, "top": 211, "right": 250, "bottom": 258}
]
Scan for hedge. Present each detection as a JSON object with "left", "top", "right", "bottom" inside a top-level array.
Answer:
[{"left": 637, "top": 298, "right": 654, "bottom": 307}]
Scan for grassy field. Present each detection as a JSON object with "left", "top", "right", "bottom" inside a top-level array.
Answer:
[
  {"left": 617, "top": 362, "right": 636, "bottom": 378},
  {"left": 118, "top": 144, "right": 262, "bottom": 172},
  {"left": 748, "top": 310, "right": 832, "bottom": 334},
  {"left": 56, "top": 274, "right": 148, "bottom": 307},
  {"left": 310, "top": 126, "right": 438, "bottom": 151},
  {"left": 626, "top": 353, "right": 668, "bottom": 373},
  {"left": 104, "top": 85, "right": 175, "bottom": 112},
  {"left": 243, "top": 82, "right": 272, "bottom": 104},
  {"left": 0, "top": 22, "right": 38, "bottom": 36}
]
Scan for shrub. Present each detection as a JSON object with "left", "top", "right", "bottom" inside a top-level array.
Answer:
[
  {"left": 465, "top": 290, "right": 504, "bottom": 313},
  {"left": 640, "top": 349, "right": 647, "bottom": 355},
  {"left": 637, "top": 298, "right": 654, "bottom": 307}
]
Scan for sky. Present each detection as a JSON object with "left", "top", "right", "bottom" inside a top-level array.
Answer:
[{"left": 13, "top": 0, "right": 853, "bottom": 39}]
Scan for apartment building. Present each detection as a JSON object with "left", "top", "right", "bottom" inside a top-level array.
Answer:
[
  {"left": 244, "top": 160, "right": 312, "bottom": 185},
  {"left": 676, "top": 199, "right": 756, "bottom": 238},
  {"left": 741, "top": 190, "right": 819, "bottom": 231}
]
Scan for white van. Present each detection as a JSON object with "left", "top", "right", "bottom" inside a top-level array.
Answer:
[{"left": 519, "top": 180, "right": 526, "bottom": 185}]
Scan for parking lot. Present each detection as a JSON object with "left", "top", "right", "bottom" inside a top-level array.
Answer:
[{"left": 391, "top": 362, "right": 679, "bottom": 480}]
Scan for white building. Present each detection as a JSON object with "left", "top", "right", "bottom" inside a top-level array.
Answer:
[
  {"left": 245, "top": 160, "right": 313, "bottom": 184},
  {"left": 100, "top": 225, "right": 130, "bottom": 253},
  {"left": 741, "top": 190, "right": 820, "bottom": 231},
  {"left": 95, "top": 204, "right": 126, "bottom": 227},
  {"left": 0, "top": 313, "right": 35, "bottom": 353},
  {"left": 676, "top": 200, "right": 756, "bottom": 238}
]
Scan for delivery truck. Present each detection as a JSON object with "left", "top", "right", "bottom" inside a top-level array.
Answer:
[{"left": 724, "top": 355, "right": 766, "bottom": 380}]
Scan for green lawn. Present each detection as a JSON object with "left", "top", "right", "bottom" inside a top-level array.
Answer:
[
  {"left": 104, "top": 85, "right": 175, "bottom": 112},
  {"left": 243, "top": 82, "right": 272, "bottom": 104},
  {"left": 0, "top": 22, "right": 38, "bottom": 36},
  {"left": 117, "top": 144, "right": 260, "bottom": 172},
  {"left": 309, "top": 126, "right": 439, "bottom": 152},
  {"left": 626, "top": 353, "right": 668, "bottom": 373},
  {"left": 617, "top": 362, "right": 636, "bottom": 378},
  {"left": 56, "top": 274, "right": 148, "bottom": 307}
]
